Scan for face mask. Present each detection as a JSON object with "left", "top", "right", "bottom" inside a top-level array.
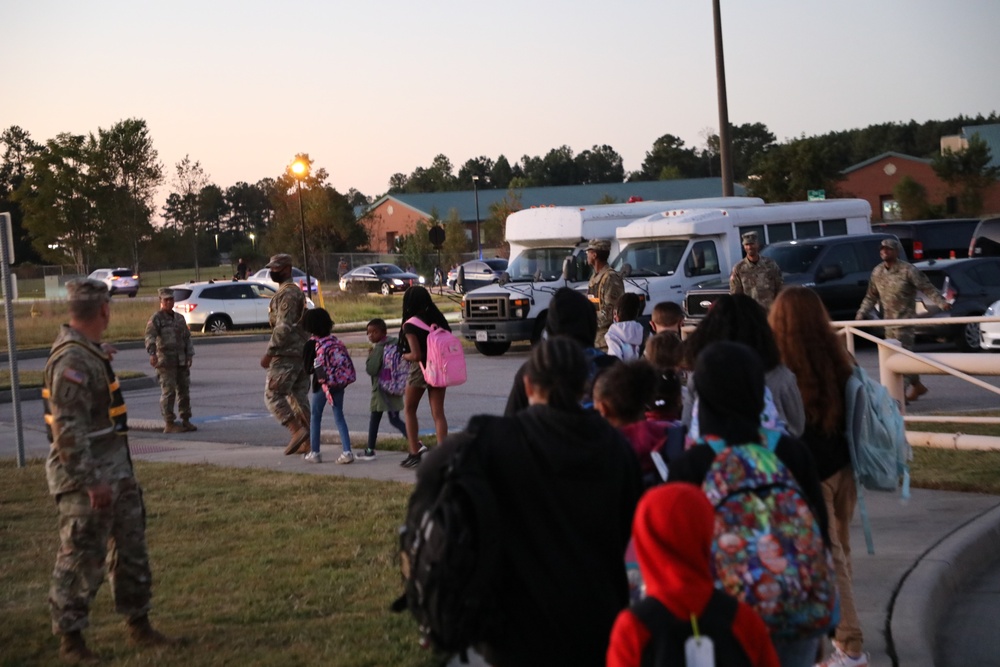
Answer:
[{"left": 270, "top": 271, "right": 283, "bottom": 283}]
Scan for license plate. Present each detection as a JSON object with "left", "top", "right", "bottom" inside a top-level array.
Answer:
[{"left": 476, "top": 330, "right": 488, "bottom": 342}]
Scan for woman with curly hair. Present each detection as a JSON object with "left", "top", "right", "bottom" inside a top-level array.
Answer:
[{"left": 769, "top": 286, "right": 868, "bottom": 667}]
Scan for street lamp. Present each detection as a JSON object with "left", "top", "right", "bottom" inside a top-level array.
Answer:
[
  {"left": 290, "top": 158, "right": 313, "bottom": 298},
  {"left": 248, "top": 232, "right": 256, "bottom": 250},
  {"left": 472, "top": 175, "right": 482, "bottom": 260}
]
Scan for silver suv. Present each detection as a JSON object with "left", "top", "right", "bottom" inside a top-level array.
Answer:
[{"left": 87, "top": 268, "right": 140, "bottom": 297}]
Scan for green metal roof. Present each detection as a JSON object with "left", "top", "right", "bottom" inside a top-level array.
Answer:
[{"left": 368, "top": 178, "right": 745, "bottom": 223}]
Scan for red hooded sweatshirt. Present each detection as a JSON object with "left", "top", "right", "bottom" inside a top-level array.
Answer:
[{"left": 607, "top": 483, "right": 780, "bottom": 667}]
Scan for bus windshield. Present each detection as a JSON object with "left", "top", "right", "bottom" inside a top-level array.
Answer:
[
  {"left": 612, "top": 240, "right": 689, "bottom": 277},
  {"left": 506, "top": 247, "right": 582, "bottom": 282}
]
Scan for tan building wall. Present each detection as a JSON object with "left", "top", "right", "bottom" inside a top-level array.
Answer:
[{"left": 362, "top": 199, "right": 428, "bottom": 253}]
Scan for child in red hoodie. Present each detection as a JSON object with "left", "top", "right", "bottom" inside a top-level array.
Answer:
[{"left": 607, "top": 483, "right": 780, "bottom": 667}]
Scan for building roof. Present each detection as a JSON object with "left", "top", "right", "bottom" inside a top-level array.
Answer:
[
  {"left": 841, "top": 151, "right": 931, "bottom": 175},
  {"left": 366, "top": 178, "right": 745, "bottom": 223}
]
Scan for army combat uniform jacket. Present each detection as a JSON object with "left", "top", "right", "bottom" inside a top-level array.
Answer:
[
  {"left": 856, "top": 260, "right": 948, "bottom": 322},
  {"left": 43, "top": 325, "right": 131, "bottom": 495},
  {"left": 144, "top": 310, "right": 194, "bottom": 366},
  {"left": 589, "top": 265, "right": 625, "bottom": 350},
  {"left": 730, "top": 256, "right": 783, "bottom": 309},
  {"left": 267, "top": 281, "right": 307, "bottom": 359}
]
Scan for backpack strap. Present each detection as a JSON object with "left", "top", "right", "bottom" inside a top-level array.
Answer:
[
  {"left": 405, "top": 316, "right": 433, "bottom": 332},
  {"left": 844, "top": 367, "right": 876, "bottom": 555},
  {"left": 631, "top": 592, "right": 739, "bottom": 666}
]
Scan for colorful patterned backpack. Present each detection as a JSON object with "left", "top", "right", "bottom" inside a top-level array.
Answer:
[
  {"left": 315, "top": 335, "right": 356, "bottom": 392},
  {"left": 379, "top": 340, "right": 410, "bottom": 396},
  {"left": 701, "top": 433, "right": 837, "bottom": 641}
]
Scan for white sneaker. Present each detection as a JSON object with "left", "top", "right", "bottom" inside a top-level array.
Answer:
[
  {"left": 336, "top": 451, "right": 354, "bottom": 464},
  {"left": 303, "top": 451, "right": 322, "bottom": 464},
  {"left": 816, "top": 646, "right": 869, "bottom": 667}
]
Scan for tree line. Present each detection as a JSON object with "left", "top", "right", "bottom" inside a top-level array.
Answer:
[{"left": 2, "top": 111, "right": 997, "bottom": 275}]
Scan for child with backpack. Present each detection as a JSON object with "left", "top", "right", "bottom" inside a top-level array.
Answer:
[
  {"left": 605, "top": 292, "right": 646, "bottom": 361},
  {"left": 399, "top": 286, "right": 452, "bottom": 468},
  {"left": 362, "top": 318, "right": 409, "bottom": 461},
  {"left": 668, "top": 341, "right": 833, "bottom": 667},
  {"left": 607, "top": 482, "right": 780, "bottom": 667},
  {"left": 303, "top": 308, "right": 356, "bottom": 464}
]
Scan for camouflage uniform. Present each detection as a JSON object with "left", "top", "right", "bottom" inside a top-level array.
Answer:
[
  {"left": 588, "top": 265, "right": 625, "bottom": 351},
  {"left": 265, "top": 280, "right": 309, "bottom": 426},
  {"left": 730, "top": 255, "right": 783, "bottom": 309},
  {"left": 144, "top": 307, "right": 194, "bottom": 424},
  {"left": 43, "top": 324, "right": 152, "bottom": 635},
  {"left": 856, "top": 259, "right": 948, "bottom": 384}
]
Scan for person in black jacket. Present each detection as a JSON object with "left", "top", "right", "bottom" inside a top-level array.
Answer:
[{"left": 420, "top": 336, "right": 643, "bottom": 667}]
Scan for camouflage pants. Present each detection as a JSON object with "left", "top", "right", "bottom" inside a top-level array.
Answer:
[
  {"left": 50, "top": 478, "right": 152, "bottom": 635},
  {"left": 265, "top": 357, "right": 309, "bottom": 426},
  {"left": 885, "top": 325, "right": 919, "bottom": 386},
  {"left": 157, "top": 364, "right": 191, "bottom": 422}
]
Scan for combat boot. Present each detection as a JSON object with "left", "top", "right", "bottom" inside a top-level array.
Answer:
[
  {"left": 125, "top": 614, "right": 177, "bottom": 647},
  {"left": 163, "top": 421, "right": 185, "bottom": 434},
  {"left": 59, "top": 631, "right": 99, "bottom": 664},
  {"left": 181, "top": 420, "right": 198, "bottom": 432},
  {"left": 283, "top": 420, "right": 310, "bottom": 455}
]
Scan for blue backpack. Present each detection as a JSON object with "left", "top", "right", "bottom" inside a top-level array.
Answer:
[{"left": 844, "top": 365, "right": 912, "bottom": 554}]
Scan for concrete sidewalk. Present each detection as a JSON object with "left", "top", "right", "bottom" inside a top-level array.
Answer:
[{"left": 4, "top": 419, "right": 1000, "bottom": 666}]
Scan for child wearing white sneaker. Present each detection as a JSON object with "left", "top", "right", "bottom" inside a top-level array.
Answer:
[{"left": 303, "top": 308, "right": 356, "bottom": 465}]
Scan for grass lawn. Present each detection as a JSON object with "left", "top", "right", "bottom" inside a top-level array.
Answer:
[{"left": 0, "top": 460, "right": 447, "bottom": 667}]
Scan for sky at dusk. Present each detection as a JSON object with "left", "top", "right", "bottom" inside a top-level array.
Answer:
[{"left": 5, "top": 0, "right": 999, "bottom": 206}]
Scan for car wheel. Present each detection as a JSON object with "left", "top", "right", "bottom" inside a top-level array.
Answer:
[
  {"left": 380, "top": 282, "right": 392, "bottom": 296},
  {"left": 205, "top": 315, "right": 232, "bottom": 334},
  {"left": 530, "top": 313, "right": 548, "bottom": 345},
  {"left": 128, "top": 292, "right": 137, "bottom": 298},
  {"left": 475, "top": 340, "right": 511, "bottom": 356},
  {"left": 957, "top": 319, "right": 982, "bottom": 352}
]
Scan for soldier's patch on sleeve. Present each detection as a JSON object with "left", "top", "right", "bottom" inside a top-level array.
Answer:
[{"left": 62, "top": 368, "right": 86, "bottom": 385}]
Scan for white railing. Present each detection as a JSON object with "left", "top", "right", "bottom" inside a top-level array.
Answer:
[{"left": 833, "top": 317, "right": 1000, "bottom": 451}]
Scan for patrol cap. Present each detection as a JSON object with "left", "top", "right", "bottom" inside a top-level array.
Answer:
[
  {"left": 587, "top": 239, "right": 611, "bottom": 253},
  {"left": 741, "top": 231, "right": 759, "bottom": 245},
  {"left": 65, "top": 278, "right": 109, "bottom": 303},
  {"left": 265, "top": 253, "right": 293, "bottom": 269},
  {"left": 880, "top": 238, "right": 902, "bottom": 251},
  {"left": 158, "top": 287, "right": 175, "bottom": 299}
]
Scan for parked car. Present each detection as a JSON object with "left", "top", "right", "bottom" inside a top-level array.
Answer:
[
  {"left": 171, "top": 280, "right": 313, "bottom": 333},
  {"left": 248, "top": 267, "right": 320, "bottom": 295},
  {"left": 87, "top": 268, "right": 140, "bottom": 297},
  {"left": 980, "top": 299, "right": 1000, "bottom": 351},
  {"left": 451, "top": 258, "right": 509, "bottom": 293},
  {"left": 969, "top": 215, "right": 1000, "bottom": 258},
  {"left": 338, "top": 263, "right": 422, "bottom": 295},
  {"left": 872, "top": 218, "right": 978, "bottom": 261},
  {"left": 684, "top": 233, "right": 898, "bottom": 322},
  {"left": 912, "top": 257, "right": 1000, "bottom": 351}
]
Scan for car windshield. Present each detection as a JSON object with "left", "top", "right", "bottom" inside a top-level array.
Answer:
[
  {"left": 762, "top": 243, "right": 823, "bottom": 274},
  {"left": 506, "top": 248, "right": 576, "bottom": 282},
  {"left": 612, "top": 240, "right": 688, "bottom": 277},
  {"left": 484, "top": 259, "right": 508, "bottom": 271},
  {"left": 111, "top": 269, "right": 135, "bottom": 278},
  {"left": 373, "top": 265, "right": 404, "bottom": 276}
]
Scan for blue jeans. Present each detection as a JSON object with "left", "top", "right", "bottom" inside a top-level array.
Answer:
[
  {"left": 310, "top": 387, "right": 352, "bottom": 454},
  {"left": 775, "top": 636, "right": 821, "bottom": 667},
  {"left": 367, "top": 410, "right": 407, "bottom": 450}
]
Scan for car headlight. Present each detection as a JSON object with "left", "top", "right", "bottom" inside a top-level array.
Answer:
[
  {"left": 418, "top": 275, "right": 426, "bottom": 284},
  {"left": 392, "top": 279, "right": 404, "bottom": 286},
  {"left": 988, "top": 305, "right": 996, "bottom": 317}
]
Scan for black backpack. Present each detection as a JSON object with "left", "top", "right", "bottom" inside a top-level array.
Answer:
[
  {"left": 630, "top": 592, "right": 753, "bottom": 667},
  {"left": 392, "top": 420, "right": 502, "bottom": 656}
]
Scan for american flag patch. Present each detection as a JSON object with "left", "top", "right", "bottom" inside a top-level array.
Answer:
[{"left": 62, "top": 368, "right": 85, "bottom": 384}]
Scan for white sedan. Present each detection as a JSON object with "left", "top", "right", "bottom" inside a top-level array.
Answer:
[{"left": 981, "top": 299, "right": 1000, "bottom": 350}]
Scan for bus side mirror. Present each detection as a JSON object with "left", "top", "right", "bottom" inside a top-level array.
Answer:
[{"left": 562, "top": 256, "right": 578, "bottom": 282}]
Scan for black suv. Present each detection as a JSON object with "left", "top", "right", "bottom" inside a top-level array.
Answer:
[
  {"left": 685, "top": 233, "right": 899, "bottom": 321},
  {"left": 911, "top": 257, "right": 1000, "bottom": 351},
  {"left": 872, "top": 218, "right": 978, "bottom": 261}
]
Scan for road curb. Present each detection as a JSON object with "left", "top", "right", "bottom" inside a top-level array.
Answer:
[
  {"left": 890, "top": 500, "right": 1000, "bottom": 666},
  {"left": 0, "top": 376, "right": 158, "bottom": 404}
]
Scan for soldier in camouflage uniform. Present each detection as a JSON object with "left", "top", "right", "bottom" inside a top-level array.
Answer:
[
  {"left": 729, "top": 230, "right": 783, "bottom": 309},
  {"left": 145, "top": 287, "right": 196, "bottom": 433},
  {"left": 586, "top": 238, "right": 625, "bottom": 351},
  {"left": 856, "top": 237, "right": 951, "bottom": 401},
  {"left": 43, "top": 279, "right": 175, "bottom": 663},
  {"left": 258, "top": 253, "right": 311, "bottom": 454}
]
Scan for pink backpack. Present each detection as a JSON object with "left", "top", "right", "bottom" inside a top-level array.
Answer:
[{"left": 405, "top": 317, "right": 467, "bottom": 388}]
